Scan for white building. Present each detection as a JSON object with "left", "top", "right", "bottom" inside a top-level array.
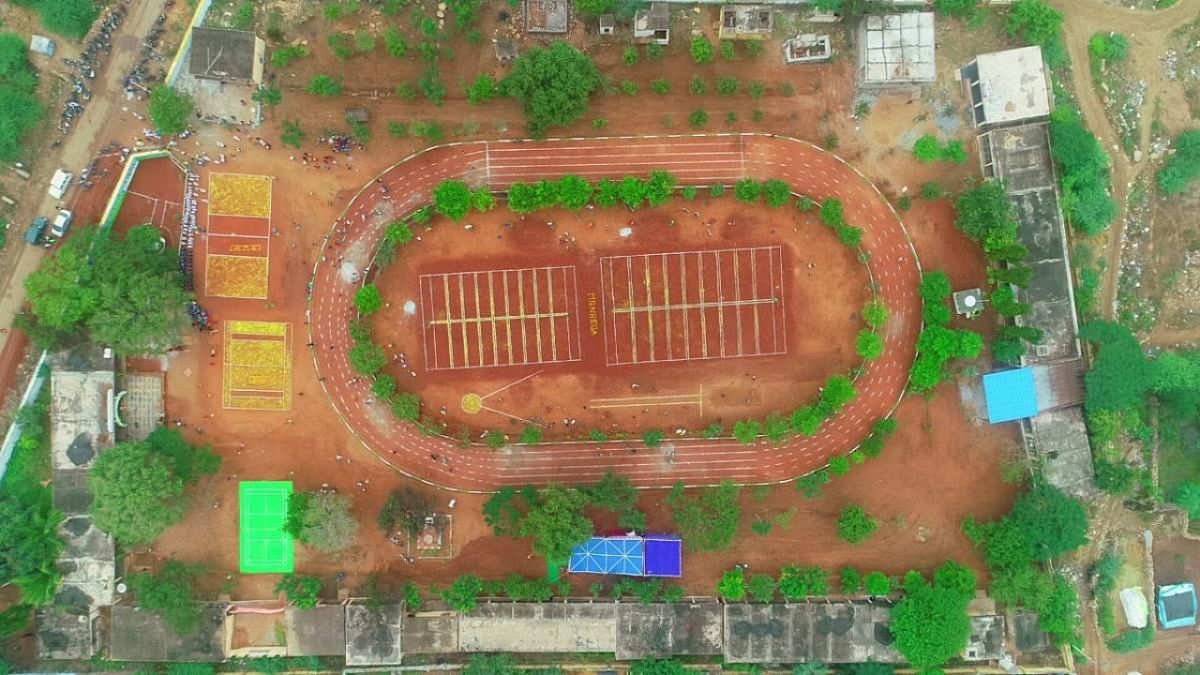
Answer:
[{"left": 962, "top": 46, "right": 1052, "bottom": 128}]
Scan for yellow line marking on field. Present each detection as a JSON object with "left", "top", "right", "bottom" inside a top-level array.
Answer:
[
  {"left": 532, "top": 268, "right": 544, "bottom": 362},
  {"left": 643, "top": 256, "right": 655, "bottom": 359},
  {"left": 547, "top": 268, "right": 558, "bottom": 362},
  {"left": 473, "top": 272, "right": 484, "bottom": 365},
  {"left": 488, "top": 271, "right": 500, "bottom": 365},
  {"left": 661, "top": 254, "right": 672, "bottom": 360},
  {"left": 503, "top": 272, "right": 515, "bottom": 365},
  {"left": 442, "top": 276, "right": 455, "bottom": 369},
  {"left": 457, "top": 273, "right": 470, "bottom": 367}
]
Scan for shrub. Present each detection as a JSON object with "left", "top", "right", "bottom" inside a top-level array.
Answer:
[
  {"left": 642, "top": 429, "right": 664, "bottom": 448},
  {"left": 717, "top": 568, "right": 746, "bottom": 600},
  {"left": 689, "top": 110, "right": 708, "bottom": 128},
  {"left": 837, "top": 505, "right": 879, "bottom": 544},
  {"left": 864, "top": 571, "right": 892, "bottom": 596},
  {"left": 716, "top": 77, "right": 739, "bottom": 96},
  {"left": 307, "top": 74, "right": 343, "bottom": 97},
  {"left": 856, "top": 330, "right": 884, "bottom": 360},
  {"left": 690, "top": 36, "right": 714, "bottom": 64},
  {"left": 747, "top": 81, "right": 766, "bottom": 99},
  {"left": 272, "top": 45, "right": 310, "bottom": 68},
  {"left": 354, "top": 285, "right": 383, "bottom": 315},
  {"left": 732, "top": 419, "right": 759, "bottom": 444},
  {"left": 734, "top": 178, "right": 761, "bottom": 202},
  {"left": 920, "top": 181, "right": 943, "bottom": 199},
  {"left": 650, "top": 79, "right": 671, "bottom": 95},
  {"left": 689, "top": 76, "right": 708, "bottom": 95},
  {"left": 276, "top": 574, "right": 323, "bottom": 609}
]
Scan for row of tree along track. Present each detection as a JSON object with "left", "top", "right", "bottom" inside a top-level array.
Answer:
[{"left": 307, "top": 134, "right": 921, "bottom": 491}]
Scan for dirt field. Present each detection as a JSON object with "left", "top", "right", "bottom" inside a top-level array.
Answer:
[{"left": 372, "top": 198, "right": 867, "bottom": 442}]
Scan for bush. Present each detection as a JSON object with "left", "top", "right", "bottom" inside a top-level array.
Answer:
[
  {"left": 920, "top": 181, "right": 943, "bottom": 200},
  {"left": 864, "top": 571, "right": 892, "bottom": 596},
  {"left": 837, "top": 505, "right": 878, "bottom": 544},
  {"left": 650, "top": 79, "right": 670, "bottom": 95},
  {"left": 840, "top": 567, "right": 862, "bottom": 593},
  {"left": 307, "top": 74, "right": 343, "bottom": 97},
  {"left": 276, "top": 574, "right": 323, "bottom": 608},
  {"left": 1007, "top": 0, "right": 1064, "bottom": 46},
  {"left": 272, "top": 45, "right": 310, "bottom": 68},
  {"left": 689, "top": 110, "right": 708, "bottom": 128},
  {"left": 35, "top": 0, "right": 100, "bottom": 40},
  {"left": 689, "top": 76, "right": 707, "bottom": 95},
  {"left": 717, "top": 568, "right": 745, "bottom": 600},
  {"left": 862, "top": 299, "right": 888, "bottom": 329},
  {"left": 856, "top": 330, "right": 884, "bottom": 360},
  {"left": 732, "top": 420, "right": 759, "bottom": 444},
  {"left": 642, "top": 429, "right": 664, "bottom": 448},
  {"left": 716, "top": 77, "right": 739, "bottom": 96},
  {"left": 1158, "top": 130, "right": 1200, "bottom": 196},
  {"left": 1107, "top": 626, "right": 1154, "bottom": 653},
  {"left": 690, "top": 36, "right": 714, "bottom": 64}
]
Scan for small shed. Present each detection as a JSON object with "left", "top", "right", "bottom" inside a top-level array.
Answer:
[
  {"left": 1158, "top": 583, "right": 1198, "bottom": 629},
  {"left": 599, "top": 14, "right": 615, "bottom": 35},
  {"left": 345, "top": 108, "right": 369, "bottom": 123},
  {"left": 494, "top": 38, "right": 519, "bottom": 64},
  {"left": 30, "top": 35, "right": 55, "bottom": 57},
  {"left": 982, "top": 368, "right": 1038, "bottom": 424},
  {"left": 953, "top": 288, "right": 984, "bottom": 316},
  {"left": 633, "top": 3, "right": 670, "bottom": 45}
]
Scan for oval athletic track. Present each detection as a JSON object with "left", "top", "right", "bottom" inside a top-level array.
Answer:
[{"left": 308, "top": 134, "right": 921, "bottom": 491}]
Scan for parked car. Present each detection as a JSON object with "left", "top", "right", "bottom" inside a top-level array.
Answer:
[
  {"left": 50, "top": 209, "right": 72, "bottom": 238},
  {"left": 25, "top": 216, "right": 48, "bottom": 245},
  {"left": 47, "top": 169, "right": 72, "bottom": 199}
]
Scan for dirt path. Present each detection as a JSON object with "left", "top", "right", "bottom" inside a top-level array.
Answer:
[{"left": 1050, "top": 0, "right": 1200, "bottom": 319}]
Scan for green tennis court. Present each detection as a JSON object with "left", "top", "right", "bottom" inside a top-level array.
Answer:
[{"left": 239, "top": 481, "right": 294, "bottom": 574}]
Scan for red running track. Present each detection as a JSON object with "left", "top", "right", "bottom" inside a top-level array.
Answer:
[{"left": 307, "top": 134, "right": 921, "bottom": 491}]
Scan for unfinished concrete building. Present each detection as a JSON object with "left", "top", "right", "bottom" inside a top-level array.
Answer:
[{"left": 719, "top": 5, "right": 773, "bottom": 40}]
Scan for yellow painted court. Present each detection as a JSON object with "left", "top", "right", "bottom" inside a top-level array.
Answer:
[
  {"left": 206, "top": 255, "right": 269, "bottom": 299},
  {"left": 208, "top": 173, "right": 273, "bottom": 218},
  {"left": 223, "top": 321, "right": 292, "bottom": 411}
]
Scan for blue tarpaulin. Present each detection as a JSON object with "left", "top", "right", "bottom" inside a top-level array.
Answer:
[{"left": 568, "top": 535, "right": 683, "bottom": 577}]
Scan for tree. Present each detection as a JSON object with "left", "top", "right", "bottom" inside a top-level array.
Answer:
[
  {"left": 836, "top": 504, "right": 878, "bottom": 544},
  {"left": 24, "top": 225, "right": 189, "bottom": 354},
  {"left": 307, "top": 74, "right": 343, "bottom": 97},
  {"left": 864, "top": 571, "right": 892, "bottom": 596},
  {"left": 145, "top": 427, "right": 220, "bottom": 484},
  {"left": 483, "top": 486, "right": 527, "bottom": 536},
  {"left": 954, "top": 180, "right": 1017, "bottom": 255},
  {"left": 148, "top": 86, "right": 194, "bottom": 135},
  {"left": 828, "top": 454, "right": 851, "bottom": 477},
  {"left": 717, "top": 568, "right": 745, "bottom": 601},
  {"left": 819, "top": 375, "right": 856, "bottom": 414},
  {"left": 890, "top": 570, "right": 973, "bottom": 671},
  {"left": 840, "top": 566, "right": 863, "bottom": 594},
  {"left": 290, "top": 491, "right": 359, "bottom": 552},
  {"left": 442, "top": 573, "right": 484, "bottom": 612},
  {"left": 642, "top": 429, "right": 664, "bottom": 448},
  {"left": 252, "top": 84, "right": 282, "bottom": 107},
  {"left": 913, "top": 134, "right": 942, "bottom": 163},
  {"left": 819, "top": 198, "right": 845, "bottom": 227},
  {"left": 499, "top": 42, "right": 602, "bottom": 137},
  {"left": 348, "top": 341, "right": 387, "bottom": 376},
  {"left": 281, "top": 119, "right": 304, "bottom": 148},
  {"left": 518, "top": 485, "right": 593, "bottom": 561},
  {"left": 1080, "top": 321, "right": 1155, "bottom": 413},
  {"left": 276, "top": 574, "right": 323, "bottom": 608},
  {"left": 746, "top": 573, "right": 776, "bottom": 602},
  {"left": 734, "top": 178, "right": 761, "bottom": 202},
  {"left": 390, "top": 392, "right": 420, "bottom": 421},
  {"left": 666, "top": 481, "right": 742, "bottom": 552},
  {"left": 644, "top": 170, "right": 677, "bottom": 207},
  {"left": 790, "top": 405, "right": 822, "bottom": 435},
  {"left": 354, "top": 285, "right": 383, "bottom": 315},
  {"left": 856, "top": 330, "right": 884, "bottom": 360},
  {"left": 378, "top": 488, "right": 432, "bottom": 536},
  {"left": 433, "top": 179, "right": 474, "bottom": 221},
  {"left": 618, "top": 176, "right": 647, "bottom": 209},
  {"left": 128, "top": 561, "right": 204, "bottom": 634},
  {"left": 1007, "top": 0, "right": 1063, "bottom": 46},
  {"left": 1158, "top": 130, "right": 1200, "bottom": 196},
  {"left": 762, "top": 179, "right": 791, "bottom": 207},
  {"left": 934, "top": 0, "right": 979, "bottom": 18},
  {"left": 779, "top": 565, "right": 830, "bottom": 600},
  {"left": 557, "top": 175, "right": 593, "bottom": 209},
  {"left": 690, "top": 35, "right": 714, "bottom": 64},
  {"left": 466, "top": 73, "right": 496, "bottom": 104},
  {"left": 732, "top": 419, "right": 759, "bottom": 444},
  {"left": 90, "top": 441, "right": 186, "bottom": 545},
  {"left": 1171, "top": 482, "right": 1200, "bottom": 519},
  {"left": 0, "top": 495, "right": 63, "bottom": 586},
  {"left": 1009, "top": 484, "right": 1089, "bottom": 561}
]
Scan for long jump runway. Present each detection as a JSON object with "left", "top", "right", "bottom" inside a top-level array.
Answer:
[{"left": 308, "top": 134, "right": 921, "bottom": 490}]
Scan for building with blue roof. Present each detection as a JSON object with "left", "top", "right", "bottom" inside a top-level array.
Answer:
[
  {"left": 982, "top": 367, "right": 1039, "bottom": 424},
  {"left": 1157, "top": 583, "right": 1198, "bottom": 630}
]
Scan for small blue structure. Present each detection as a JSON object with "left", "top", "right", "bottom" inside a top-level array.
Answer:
[
  {"left": 568, "top": 535, "right": 682, "bottom": 577},
  {"left": 643, "top": 536, "right": 683, "bottom": 577},
  {"left": 982, "top": 368, "right": 1039, "bottom": 424},
  {"left": 1157, "top": 583, "right": 1198, "bottom": 630}
]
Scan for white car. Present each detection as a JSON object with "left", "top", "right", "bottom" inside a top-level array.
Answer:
[
  {"left": 50, "top": 209, "right": 72, "bottom": 238},
  {"left": 47, "top": 169, "right": 72, "bottom": 199}
]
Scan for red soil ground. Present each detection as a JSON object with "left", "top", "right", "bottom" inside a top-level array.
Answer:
[
  {"left": 111, "top": 156, "right": 184, "bottom": 240},
  {"left": 370, "top": 198, "right": 867, "bottom": 443}
]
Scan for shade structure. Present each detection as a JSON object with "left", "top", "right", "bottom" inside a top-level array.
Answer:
[
  {"left": 643, "top": 536, "right": 682, "bottom": 577},
  {"left": 568, "top": 535, "right": 683, "bottom": 577}
]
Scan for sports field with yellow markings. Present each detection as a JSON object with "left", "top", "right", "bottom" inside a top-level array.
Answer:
[
  {"left": 208, "top": 173, "right": 273, "bottom": 218},
  {"left": 206, "top": 255, "right": 270, "bottom": 299},
  {"left": 223, "top": 321, "right": 292, "bottom": 411}
]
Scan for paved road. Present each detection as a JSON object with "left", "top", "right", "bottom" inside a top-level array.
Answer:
[
  {"left": 307, "top": 134, "right": 922, "bottom": 491},
  {"left": 0, "top": 0, "right": 169, "bottom": 356}
]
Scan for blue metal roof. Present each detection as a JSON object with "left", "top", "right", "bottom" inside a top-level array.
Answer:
[
  {"left": 983, "top": 368, "right": 1039, "bottom": 423},
  {"left": 1158, "top": 583, "right": 1198, "bottom": 629}
]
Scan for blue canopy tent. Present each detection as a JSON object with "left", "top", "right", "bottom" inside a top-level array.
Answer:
[{"left": 1158, "top": 583, "right": 1198, "bottom": 630}]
